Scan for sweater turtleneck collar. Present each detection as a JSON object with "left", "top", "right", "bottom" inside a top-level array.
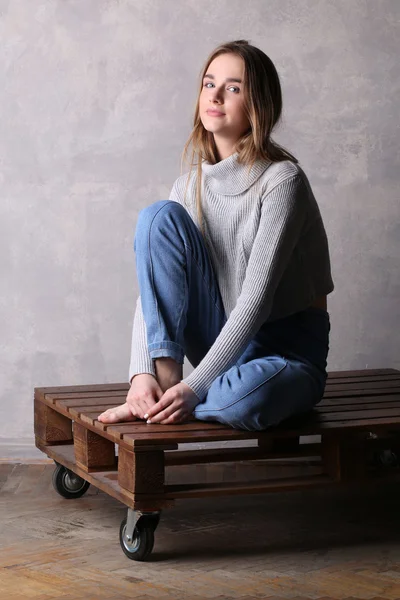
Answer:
[{"left": 201, "top": 151, "right": 271, "bottom": 196}]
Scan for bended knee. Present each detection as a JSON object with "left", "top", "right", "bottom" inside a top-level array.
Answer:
[
  {"left": 138, "top": 200, "right": 182, "bottom": 224},
  {"left": 134, "top": 200, "right": 182, "bottom": 249}
]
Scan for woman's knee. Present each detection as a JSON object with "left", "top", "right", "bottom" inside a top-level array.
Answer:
[
  {"left": 134, "top": 200, "right": 183, "bottom": 249},
  {"left": 194, "top": 387, "right": 273, "bottom": 431},
  {"left": 215, "top": 366, "right": 322, "bottom": 431},
  {"left": 194, "top": 358, "right": 289, "bottom": 430},
  {"left": 194, "top": 401, "right": 268, "bottom": 431},
  {"left": 194, "top": 370, "right": 320, "bottom": 432},
  {"left": 219, "top": 401, "right": 271, "bottom": 431},
  {"left": 137, "top": 200, "right": 183, "bottom": 230}
]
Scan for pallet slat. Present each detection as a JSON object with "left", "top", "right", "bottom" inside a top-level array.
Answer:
[
  {"left": 105, "top": 421, "right": 231, "bottom": 434},
  {"left": 327, "top": 368, "right": 397, "bottom": 378},
  {"left": 316, "top": 400, "right": 400, "bottom": 413},
  {"left": 325, "top": 374, "right": 400, "bottom": 385},
  {"left": 313, "top": 406, "right": 400, "bottom": 421},
  {"left": 324, "top": 392, "right": 400, "bottom": 403},
  {"left": 324, "top": 381, "right": 400, "bottom": 392},
  {"left": 35, "top": 383, "right": 129, "bottom": 402},
  {"left": 56, "top": 397, "right": 126, "bottom": 408},
  {"left": 164, "top": 474, "right": 333, "bottom": 498}
]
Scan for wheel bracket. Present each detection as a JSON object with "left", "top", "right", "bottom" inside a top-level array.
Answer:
[{"left": 125, "top": 508, "right": 160, "bottom": 542}]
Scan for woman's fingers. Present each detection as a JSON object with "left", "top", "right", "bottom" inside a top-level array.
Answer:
[
  {"left": 147, "top": 402, "right": 187, "bottom": 424},
  {"left": 126, "top": 391, "right": 158, "bottom": 420},
  {"left": 158, "top": 410, "right": 188, "bottom": 425},
  {"left": 146, "top": 400, "right": 177, "bottom": 423},
  {"left": 131, "top": 399, "right": 152, "bottom": 419},
  {"left": 145, "top": 397, "right": 172, "bottom": 420},
  {"left": 146, "top": 405, "right": 175, "bottom": 423},
  {"left": 139, "top": 397, "right": 158, "bottom": 416}
]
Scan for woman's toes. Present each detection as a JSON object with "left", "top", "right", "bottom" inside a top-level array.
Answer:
[
  {"left": 98, "top": 403, "right": 137, "bottom": 423},
  {"left": 98, "top": 408, "right": 114, "bottom": 422}
]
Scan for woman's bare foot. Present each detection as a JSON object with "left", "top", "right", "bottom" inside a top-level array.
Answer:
[
  {"left": 98, "top": 361, "right": 182, "bottom": 424},
  {"left": 98, "top": 402, "right": 137, "bottom": 424}
]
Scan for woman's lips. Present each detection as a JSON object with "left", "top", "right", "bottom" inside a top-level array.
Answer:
[{"left": 207, "top": 110, "right": 225, "bottom": 117}]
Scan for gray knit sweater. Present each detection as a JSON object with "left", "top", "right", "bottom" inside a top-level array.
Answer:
[{"left": 129, "top": 152, "right": 334, "bottom": 400}]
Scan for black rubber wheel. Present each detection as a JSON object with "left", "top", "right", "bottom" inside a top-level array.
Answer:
[
  {"left": 378, "top": 449, "right": 398, "bottom": 467},
  {"left": 119, "top": 515, "right": 158, "bottom": 561},
  {"left": 52, "top": 464, "right": 90, "bottom": 499}
]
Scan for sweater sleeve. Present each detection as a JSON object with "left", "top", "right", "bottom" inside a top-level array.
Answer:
[
  {"left": 127, "top": 180, "right": 183, "bottom": 384},
  {"left": 182, "top": 174, "right": 309, "bottom": 400}
]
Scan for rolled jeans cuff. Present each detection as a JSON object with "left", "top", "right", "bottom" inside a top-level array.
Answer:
[{"left": 148, "top": 341, "right": 185, "bottom": 364}]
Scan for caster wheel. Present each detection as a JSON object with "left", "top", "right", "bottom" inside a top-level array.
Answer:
[
  {"left": 119, "top": 515, "right": 158, "bottom": 561},
  {"left": 379, "top": 449, "right": 398, "bottom": 467},
  {"left": 52, "top": 464, "right": 90, "bottom": 499}
]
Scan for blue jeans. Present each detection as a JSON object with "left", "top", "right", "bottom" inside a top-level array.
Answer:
[{"left": 134, "top": 200, "right": 331, "bottom": 431}]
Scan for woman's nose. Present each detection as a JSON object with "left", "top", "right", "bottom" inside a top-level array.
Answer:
[{"left": 210, "top": 88, "right": 223, "bottom": 102}]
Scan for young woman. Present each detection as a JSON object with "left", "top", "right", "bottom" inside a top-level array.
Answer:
[{"left": 98, "top": 39, "right": 334, "bottom": 431}]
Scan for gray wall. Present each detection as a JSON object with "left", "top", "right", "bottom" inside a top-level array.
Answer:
[{"left": 1, "top": 0, "right": 399, "bottom": 459}]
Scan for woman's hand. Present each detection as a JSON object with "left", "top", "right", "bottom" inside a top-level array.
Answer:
[
  {"left": 98, "top": 374, "right": 163, "bottom": 423},
  {"left": 144, "top": 382, "right": 200, "bottom": 425}
]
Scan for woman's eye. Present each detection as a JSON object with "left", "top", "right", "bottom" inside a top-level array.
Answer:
[{"left": 203, "top": 82, "right": 239, "bottom": 93}]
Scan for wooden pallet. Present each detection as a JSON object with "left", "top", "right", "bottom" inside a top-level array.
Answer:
[
  {"left": 34, "top": 368, "right": 400, "bottom": 560},
  {"left": 34, "top": 368, "right": 400, "bottom": 511}
]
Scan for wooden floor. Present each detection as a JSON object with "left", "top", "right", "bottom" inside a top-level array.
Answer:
[{"left": 1, "top": 460, "right": 400, "bottom": 599}]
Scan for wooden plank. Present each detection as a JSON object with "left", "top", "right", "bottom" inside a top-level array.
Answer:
[
  {"left": 104, "top": 421, "right": 232, "bottom": 438},
  {"left": 318, "top": 401, "right": 400, "bottom": 413},
  {"left": 164, "top": 474, "right": 334, "bottom": 499},
  {"left": 323, "top": 388, "right": 400, "bottom": 399},
  {"left": 78, "top": 411, "right": 112, "bottom": 421},
  {"left": 325, "top": 373, "right": 400, "bottom": 385},
  {"left": 34, "top": 397, "right": 73, "bottom": 445},
  {"left": 325, "top": 380, "right": 400, "bottom": 394},
  {"left": 272, "top": 417, "right": 400, "bottom": 435},
  {"left": 327, "top": 368, "right": 398, "bottom": 378},
  {"left": 48, "top": 391, "right": 127, "bottom": 403},
  {"left": 34, "top": 383, "right": 129, "bottom": 402},
  {"left": 73, "top": 422, "right": 116, "bottom": 472},
  {"left": 321, "top": 436, "right": 341, "bottom": 481},
  {"left": 339, "top": 438, "right": 368, "bottom": 481},
  {"left": 321, "top": 435, "right": 367, "bottom": 482},
  {"left": 68, "top": 405, "right": 119, "bottom": 419},
  {"left": 325, "top": 381, "right": 400, "bottom": 392},
  {"left": 320, "top": 395, "right": 400, "bottom": 407},
  {"left": 313, "top": 407, "right": 400, "bottom": 422},
  {"left": 122, "top": 428, "right": 261, "bottom": 446},
  {"left": 164, "top": 443, "right": 322, "bottom": 466},
  {"left": 55, "top": 397, "right": 126, "bottom": 408},
  {"left": 118, "top": 447, "right": 164, "bottom": 495},
  {"left": 270, "top": 437, "right": 300, "bottom": 452}
]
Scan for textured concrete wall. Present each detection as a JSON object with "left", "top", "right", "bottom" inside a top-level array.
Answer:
[{"left": 1, "top": 0, "right": 399, "bottom": 458}]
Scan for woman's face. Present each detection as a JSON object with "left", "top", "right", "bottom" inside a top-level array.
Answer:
[{"left": 199, "top": 53, "right": 250, "bottom": 144}]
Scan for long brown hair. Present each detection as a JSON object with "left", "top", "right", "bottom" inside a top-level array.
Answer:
[{"left": 179, "top": 40, "right": 298, "bottom": 235}]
